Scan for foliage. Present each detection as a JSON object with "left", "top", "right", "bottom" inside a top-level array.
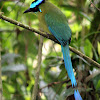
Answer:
[{"left": 0, "top": 0, "right": 100, "bottom": 100}]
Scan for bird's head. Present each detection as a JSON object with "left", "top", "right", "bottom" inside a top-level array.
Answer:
[{"left": 24, "top": 0, "right": 45, "bottom": 13}]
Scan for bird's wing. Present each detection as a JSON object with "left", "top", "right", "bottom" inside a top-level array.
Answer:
[{"left": 45, "top": 12, "right": 71, "bottom": 46}]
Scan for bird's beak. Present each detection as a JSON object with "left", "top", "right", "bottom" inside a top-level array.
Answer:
[{"left": 23, "top": 8, "right": 31, "bottom": 14}]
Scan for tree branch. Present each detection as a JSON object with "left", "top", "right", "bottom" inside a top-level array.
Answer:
[
  {"left": 0, "top": 36, "right": 2, "bottom": 100},
  {"left": 85, "top": 70, "right": 100, "bottom": 83},
  {"left": 39, "top": 80, "right": 70, "bottom": 91},
  {"left": 0, "top": 12, "right": 100, "bottom": 68},
  {"left": 31, "top": 36, "right": 43, "bottom": 100},
  {"left": 89, "top": 0, "right": 100, "bottom": 11}
]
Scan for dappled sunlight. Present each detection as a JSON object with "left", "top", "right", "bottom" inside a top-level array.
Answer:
[{"left": 0, "top": 0, "right": 100, "bottom": 100}]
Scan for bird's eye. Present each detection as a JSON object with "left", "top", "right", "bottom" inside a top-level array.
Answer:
[{"left": 35, "top": 7, "right": 37, "bottom": 10}]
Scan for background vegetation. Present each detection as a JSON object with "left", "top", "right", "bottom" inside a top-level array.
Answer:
[{"left": 0, "top": 0, "right": 100, "bottom": 100}]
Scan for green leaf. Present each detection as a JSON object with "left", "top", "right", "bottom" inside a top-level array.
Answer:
[
  {"left": 98, "top": 42, "right": 100, "bottom": 56},
  {"left": 84, "top": 39, "right": 93, "bottom": 58},
  {"left": 96, "top": 80, "right": 100, "bottom": 90}
]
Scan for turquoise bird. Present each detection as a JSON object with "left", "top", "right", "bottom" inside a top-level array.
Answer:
[{"left": 24, "top": 0, "right": 82, "bottom": 100}]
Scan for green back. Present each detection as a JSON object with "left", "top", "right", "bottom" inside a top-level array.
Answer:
[{"left": 43, "top": 2, "right": 72, "bottom": 46}]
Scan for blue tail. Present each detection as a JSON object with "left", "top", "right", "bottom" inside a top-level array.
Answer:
[
  {"left": 74, "top": 90, "right": 82, "bottom": 100},
  {"left": 61, "top": 44, "right": 82, "bottom": 100},
  {"left": 61, "top": 44, "right": 76, "bottom": 86}
]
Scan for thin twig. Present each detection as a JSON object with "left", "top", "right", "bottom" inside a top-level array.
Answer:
[
  {"left": 52, "top": 84, "right": 62, "bottom": 100},
  {"left": 89, "top": 0, "right": 100, "bottom": 11},
  {"left": 31, "top": 36, "right": 43, "bottom": 100},
  {"left": 0, "top": 13, "right": 100, "bottom": 68},
  {"left": 85, "top": 70, "right": 100, "bottom": 83},
  {"left": 69, "top": 46, "right": 100, "bottom": 68},
  {"left": 40, "top": 80, "right": 70, "bottom": 90},
  {"left": 0, "top": 37, "right": 2, "bottom": 100}
]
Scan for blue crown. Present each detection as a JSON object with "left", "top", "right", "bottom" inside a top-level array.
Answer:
[{"left": 30, "top": 0, "right": 45, "bottom": 8}]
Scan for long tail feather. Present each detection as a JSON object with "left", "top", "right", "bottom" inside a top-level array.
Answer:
[
  {"left": 61, "top": 44, "right": 82, "bottom": 100},
  {"left": 74, "top": 90, "right": 82, "bottom": 100},
  {"left": 61, "top": 44, "right": 76, "bottom": 86}
]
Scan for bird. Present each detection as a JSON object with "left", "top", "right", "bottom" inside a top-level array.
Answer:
[{"left": 24, "top": 0, "right": 82, "bottom": 100}]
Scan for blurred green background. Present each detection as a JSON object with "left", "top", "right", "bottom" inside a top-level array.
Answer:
[{"left": 0, "top": 0, "right": 100, "bottom": 100}]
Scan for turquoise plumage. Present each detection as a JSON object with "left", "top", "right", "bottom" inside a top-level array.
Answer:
[
  {"left": 45, "top": 14, "right": 71, "bottom": 46},
  {"left": 61, "top": 44, "right": 77, "bottom": 86},
  {"left": 74, "top": 90, "right": 82, "bottom": 100},
  {"left": 24, "top": 1, "right": 82, "bottom": 100},
  {"left": 44, "top": 11, "right": 76, "bottom": 86}
]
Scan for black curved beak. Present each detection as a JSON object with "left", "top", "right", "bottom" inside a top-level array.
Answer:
[{"left": 23, "top": 8, "right": 31, "bottom": 14}]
